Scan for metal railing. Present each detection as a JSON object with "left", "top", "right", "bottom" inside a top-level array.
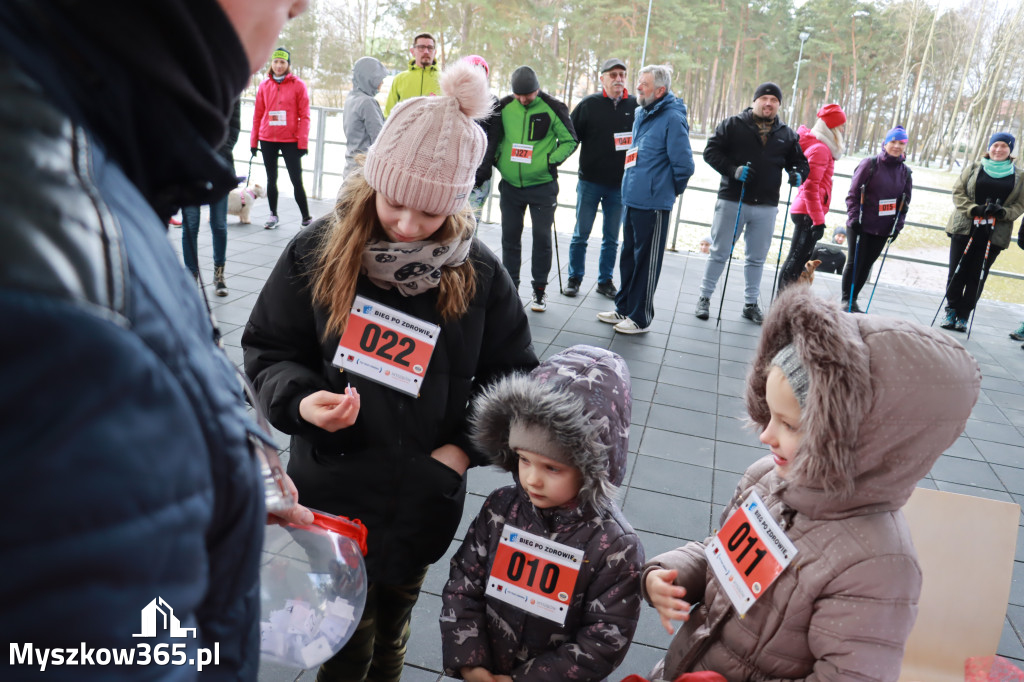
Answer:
[{"left": 243, "top": 99, "right": 1022, "bottom": 285}]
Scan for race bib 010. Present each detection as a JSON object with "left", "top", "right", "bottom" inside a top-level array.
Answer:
[{"left": 486, "top": 524, "right": 583, "bottom": 625}]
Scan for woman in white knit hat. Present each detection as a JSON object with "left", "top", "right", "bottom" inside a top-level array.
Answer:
[{"left": 242, "top": 61, "right": 538, "bottom": 682}]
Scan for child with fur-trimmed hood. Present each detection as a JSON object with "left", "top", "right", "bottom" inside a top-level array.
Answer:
[
  {"left": 643, "top": 286, "right": 981, "bottom": 682},
  {"left": 441, "top": 345, "right": 644, "bottom": 681}
]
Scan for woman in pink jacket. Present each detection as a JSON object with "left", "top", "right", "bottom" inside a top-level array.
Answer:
[
  {"left": 250, "top": 47, "right": 311, "bottom": 229},
  {"left": 778, "top": 104, "right": 846, "bottom": 287}
]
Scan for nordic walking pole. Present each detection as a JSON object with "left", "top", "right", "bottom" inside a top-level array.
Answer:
[
  {"left": 716, "top": 163, "right": 750, "bottom": 327},
  {"left": 551, "top": 211, "right": 563, "bottom": 294},
  {"left": 966, "top": 234, "right": 992, "bottom": 339},
  {"left": 769, "top": 180, "right": 796, "bottom": 305},
  {"left": 864, "top": 193, "right": 906, "bottom": 313},
  {"left": 848, "top": 183, "right": 865, "bottom": 312},
  {"left": 930, "top": 218, "right": 981, "bottom": 326}
]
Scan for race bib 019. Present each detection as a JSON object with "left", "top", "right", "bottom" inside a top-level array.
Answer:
[
  {"left": 624, "top": 147, "right": 638, "bottom": 169},
  {"left": 486, "top": 524, "right": 583, "bottom": 625},
  {"left": 332, "top": 296, "right": 440, "bottom": 397},
  {"left": 705, "top": 491, "right": 797, "bottom": 615}
]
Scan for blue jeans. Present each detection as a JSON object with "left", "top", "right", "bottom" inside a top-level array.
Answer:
[
  {"left": 568, "top": 179, "right": 622, "bottom": 284},
  {"left": 181, "top": 192, "right": 229, "bottom": 277}
]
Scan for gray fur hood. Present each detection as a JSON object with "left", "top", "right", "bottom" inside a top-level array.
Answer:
[
  {"left": 352, "top": 56, "right": 387, "bottom": 96},
  {"left": 746, "top": 286, "right": 981, "bottom": 519},
  {"left": 471, "top": 345, "right": 631, "bottom": 512}
]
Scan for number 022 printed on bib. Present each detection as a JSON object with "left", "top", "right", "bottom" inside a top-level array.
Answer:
[
  {"left": 486, "top": 525, "right": 583, "bottom": 625},
  {"left": 705, "top": 491, "right": 797, "bottom": 615},
  {"left": 331, "top": 295, "right": 440, "bottom": 397}
]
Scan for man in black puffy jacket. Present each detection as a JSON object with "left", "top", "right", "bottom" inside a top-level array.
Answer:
[{"left": 0, "top": 2, "right": 311, "bottom": 679}]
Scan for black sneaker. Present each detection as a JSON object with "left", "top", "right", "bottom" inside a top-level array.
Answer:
[
  {"left": 564, "top": 278, "right": 581, "bottom": 297},
  {"left": 530, "top": 289, "right": 547, "bottom": 312},
  {"left": 741, "top": 303, "right": 764, "bottom": 325},
  {"left": 841, "top": 300, "right": 863, "bottom": 314},
  {"left": 301, "top": 216, "right": 313, "bottom": 227},
  {"left": 596, "top": 280, "right": 618, "bottom": 299},
  {"left": 695, "top": 296, "right": 710, "bottom": 320}
]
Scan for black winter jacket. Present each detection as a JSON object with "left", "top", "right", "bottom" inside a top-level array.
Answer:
[
  {"left": 242, "top": 221, "right": 538, "bottom": 584},
  {"left": 703, "top": 108, "right": 809, "bottom": 206},
  {"left": 570, "top": 91, "right": 639, "bottom": 187}
]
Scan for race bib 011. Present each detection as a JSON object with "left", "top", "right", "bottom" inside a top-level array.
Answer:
[{"left": 705, "top": 491, "right": 797, "bottom": 615}]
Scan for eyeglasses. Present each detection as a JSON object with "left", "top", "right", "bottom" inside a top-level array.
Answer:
[{"left": 413, "top": 44, "right": 435, "bottom": 51}]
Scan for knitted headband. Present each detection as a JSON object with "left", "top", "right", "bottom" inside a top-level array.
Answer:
[
  {"left": 508, "top": 420, "right": 571, "bottom": 466},
  {"left": 271, "top": 48, "right": 290, "bottom": 62},
  {"left": 771, "top": 343, "right": 810, "bottom": 407},
  {"left": 363, "top": 61, "right": 490, "bottom": 216}
]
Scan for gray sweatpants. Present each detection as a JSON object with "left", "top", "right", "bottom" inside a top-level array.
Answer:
[{"left": 699, "top": 198, "right": 778, "bottom": 304}]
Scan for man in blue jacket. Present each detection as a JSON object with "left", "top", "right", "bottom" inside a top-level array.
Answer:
[
  {"left": 597, "top": 64, "right": 694, "bottom": 334},
  {"left": 0, "top": 1, "right": 312, "bottom": 679}
]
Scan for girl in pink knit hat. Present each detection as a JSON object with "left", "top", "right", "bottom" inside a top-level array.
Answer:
[{"left": 243, "top": 60, "right": 538, "bottom": 682}]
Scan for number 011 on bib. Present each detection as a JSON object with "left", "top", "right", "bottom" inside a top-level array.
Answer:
[{"left": 705, "top": 491, "right": 797, "bottom": 615}]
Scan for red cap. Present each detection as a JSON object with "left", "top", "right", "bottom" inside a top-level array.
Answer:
[{"left": 817, "top": 103, "right": 847, "bottom": 128}]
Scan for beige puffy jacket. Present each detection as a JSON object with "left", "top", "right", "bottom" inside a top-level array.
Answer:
[{"left": 643, "top": 287, "right": 981, "bottom": 681}]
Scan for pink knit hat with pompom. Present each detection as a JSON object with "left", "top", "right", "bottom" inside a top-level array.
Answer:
[{"left": 364, "top": 60, "right": 491, "bottom": 216}]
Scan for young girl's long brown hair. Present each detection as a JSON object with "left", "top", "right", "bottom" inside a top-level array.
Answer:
[{"left": 310, "top": 171, "right": 477, "bottom": 341}]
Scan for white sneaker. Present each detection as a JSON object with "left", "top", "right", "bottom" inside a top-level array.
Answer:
[
  {"left": 614, "top": 318, "right": 649, "bottom": 334},
  {"left": 597, "top": 311, "right": 627, "bottom": 324},
  {"left": 530, "top": 290, "right": 547, "bottom": 312}
]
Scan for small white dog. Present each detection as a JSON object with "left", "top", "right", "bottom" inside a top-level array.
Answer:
[{"left": 227, "top": 184, "right": 266, "bottom": 224}]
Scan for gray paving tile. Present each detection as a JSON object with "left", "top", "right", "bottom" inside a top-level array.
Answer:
[
  {"left": 934, "top": 480, "right": 1016, "bottom": 503},
  {"left": 609, "top": 337, "right": 668, "bottom": 364},
  {"left": 976, "top": 441, "right": 1024, "bottom": 468},
  {"left": 651, "top": 382, "right": 718, "bottom": 415},
  {"left": 622, "top": 487, "right": 711, "bottom": 538},
  {"left": 646, "top": 404, "right": 717, "bottom": 439},
  {"left": 631, "top": 400, "right": 651, "bottom": 426},
  {"left": 715, "top": 415, "right": 761, "bottom": 448},
  {"left": 614, "top": 641, "right": 667, "bottom": 678},
  {"left": 405, "top": 592, "right": 443, "bottom": 671},
  {"left": 636, "top": 529, "right": 691, "bottom": 558},
  {"left": 930, "top": 455, "right": 1005, "bottom": 491},
  {"left": 631, "top": 377, "right": 656, "bottom": 403},
  {"left": 657, "top": 365, "right": 719, "bottom": 392},
  {"left": 665, "top": 334, "right": 720, "bottom": 358},
  {"left": 945, "top": 436, "right": 985, "bottom": 461},
  {"left": 992, "top": 464, "right": 1024, "bottom": 495},
  {"left": 662, "top": 350, "right": 719, "bottom": 374},
  {"left": 717, "top": 374, "right": 746, "bottom": 398},
  {"left": 551, "top": 329, "right": 610, "bottom": 349},
  {"left": 638, "top": 427, "right": 715, "bottom": 468},
  {"left": 966, "top": 420, "right": 1024, "bottom": 446},
  {"left": 630, "top": 455, "right": 714, "bottom": 501},
  {"left": 715, "top": 441, "right": 764, "bottom": 474}
]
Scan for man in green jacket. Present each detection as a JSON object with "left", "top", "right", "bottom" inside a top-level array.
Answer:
[
  {"left": 384, "top": 33, "right": 441, "bottom": 117},
  {"left": 496, "top": 65, "right": 578, "bottom": 311}
]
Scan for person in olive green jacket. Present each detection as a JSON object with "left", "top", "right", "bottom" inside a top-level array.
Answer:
[
  {"left": 384, "top": 33, "right": 441, "bottom": 117},
  {"left": 941, "top": 132, "right": 1024, "bottom": 331},
  {"left": 495, "top": 65, "right": 578, "bottom": 312}
]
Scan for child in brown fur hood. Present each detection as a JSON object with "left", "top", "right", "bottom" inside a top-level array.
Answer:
[
  {"left": 643, "top": 286, "right": 981, "bottom": 682},
  {"left": 441, "top": 345, "right": 644, "bottom": 681}
]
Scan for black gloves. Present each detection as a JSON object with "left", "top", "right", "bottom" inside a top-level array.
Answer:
[
  {"left": 299, "top": 148, "right": 308, "bottom": 158},
  {"left": 787, "top": 170, "right": 802, "bottom": 187},
  {"left": 983, "top": 201, "right": 1004, "bottom": 218},
  {"left": 888, "top": 231, "right": 899, "bottom": 244},
  {"left": 970, "top": 205, "right": 985, "bottom": 218},
  {"left": 733, "top": 165, "right": 754, "bottom": 183},
  {"left": 848, "top": 220, "right": 861, "bottom": 235},
  {"left": 251, "top": 147, "right": 258, "bottom": 158},
  {"left": 1018, "top": 228, "right": 1023, "bottom": 250}
]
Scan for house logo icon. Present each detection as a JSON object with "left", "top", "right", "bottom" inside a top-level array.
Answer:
[{"left": 132, "top": 597, "right": 197, "bottom": 638}]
